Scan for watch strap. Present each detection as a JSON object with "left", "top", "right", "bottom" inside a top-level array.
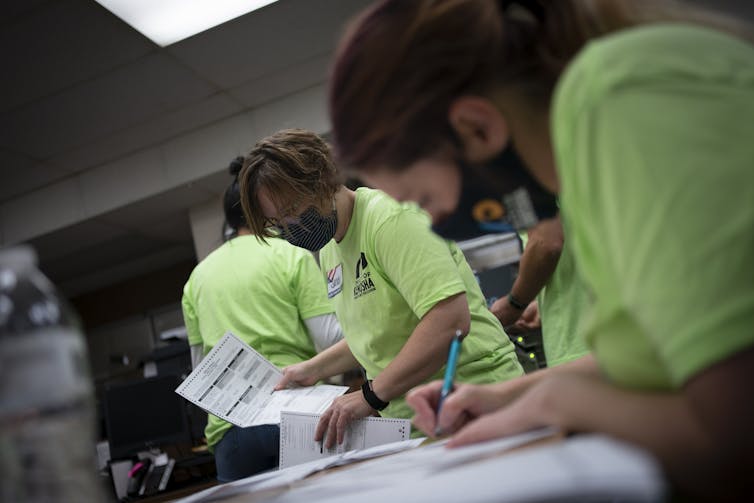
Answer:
[{"left": 361, "top": 380, "right": 389, "bottom": 411}]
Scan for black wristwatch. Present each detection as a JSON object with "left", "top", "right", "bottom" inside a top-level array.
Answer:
[
  {"left": 507, "top": 293, "right": 528, "bottom": 311},
  {"left": 361, "top": 380, "right": 389, "bottom": 411}
]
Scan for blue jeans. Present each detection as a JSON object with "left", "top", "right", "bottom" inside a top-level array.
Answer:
[{"left": 213, "top": 424, "right": 280, "bottom": 482}]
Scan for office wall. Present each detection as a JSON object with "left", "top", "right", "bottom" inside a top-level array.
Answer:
[{"left": 189, "top": 198, "right": 224, "bottom": 262}]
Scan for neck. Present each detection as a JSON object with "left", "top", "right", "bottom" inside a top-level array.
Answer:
[
  {"left": 497, "top": 91, "right": 560, "bottom": 194},
  {"left": 333, "top": 186, "right": 356, "bottom": 242},
  {"left": 236, "top": 226, "right": 252, "bottom": 236}
]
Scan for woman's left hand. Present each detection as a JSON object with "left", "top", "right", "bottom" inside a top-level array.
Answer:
[{"left": 315, "top": 391, "right": 375, "bottom": 449}]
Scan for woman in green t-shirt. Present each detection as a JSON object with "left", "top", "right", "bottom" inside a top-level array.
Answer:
[
  {"left": 237, "top": 129, "right": 523, "bottom": 449},
  {"left": 325, "top": 0, "right": 754, "bottom": 500},
  {"left": 182, "top": 158, "right": 343, "bottom": 481}
]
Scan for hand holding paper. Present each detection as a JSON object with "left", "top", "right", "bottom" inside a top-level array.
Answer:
[
  {"left": 274, "top": 360, "right": 320, "bottom": 390},
  {"left": 175, "top": 332, "right": 347, "bottom": 427},
  {"left": 315, "top": 391, "right": 376, "bottom": 449},
  {"left": 280, "top": 411, "right": 412, "bottom": 468}
]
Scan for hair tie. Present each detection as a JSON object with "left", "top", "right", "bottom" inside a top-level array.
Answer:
[{"left": 228, "top": 156, "right": 244, "bottom": 177}]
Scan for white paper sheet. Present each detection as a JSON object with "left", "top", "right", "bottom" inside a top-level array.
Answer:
[
  {"left": 174, "top": 435, "right": 425, "bottom": 503},
  {"left": 270, "top": 431, "right": 665, "bottom": 503},
  {"left": 175, "top": 429, "right": 664, "bottom": 503},
  {"left": 279, "top": 411, "right": 413, "bottom": 468},
  {"left": 174, "top": 332, "right": 347, "bottom": 427}
]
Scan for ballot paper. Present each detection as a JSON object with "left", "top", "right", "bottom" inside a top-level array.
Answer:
[
  {"left": 175, "top": 332, "right": 347, "bottom": 427},
  {"left": 175, "top": 437, "right": 426, "bottom": 503},
  {"left": 279, "top": 411, "right": 412, "bottom": 468}
]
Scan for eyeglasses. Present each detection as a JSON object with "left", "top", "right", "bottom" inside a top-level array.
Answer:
[
  {"left": 262, "top": 200, "right": 302, "bottom": 229},
  {"left": 262, "top": 198, "right": 335, "bottom": 231}
]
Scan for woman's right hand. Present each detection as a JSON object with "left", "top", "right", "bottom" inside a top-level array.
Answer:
[
  {"left": 407, "top": 380, "right": 524, "bottom": 438},
  {"left": 274, "top": 360, "right": 319, "bottom": 390}
]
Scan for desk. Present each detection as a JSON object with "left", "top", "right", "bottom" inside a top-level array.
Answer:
[
  {"left": 137, "top": 479, "right": 218, "bottom": 503},
  {"left": 176, "top": 430, "right": 667, "bottom": 503}
]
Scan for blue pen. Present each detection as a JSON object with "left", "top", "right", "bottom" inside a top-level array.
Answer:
[{"left": 434, "top": 329, "right": 463, "bottom": 437}]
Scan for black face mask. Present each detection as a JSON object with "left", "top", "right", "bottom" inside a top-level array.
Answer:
[
  {"left": 431, "top": 146, "right": 558, "bottom": 241},
  {"left": 277, "top": 205, "right": 338, "bottom": 252}
]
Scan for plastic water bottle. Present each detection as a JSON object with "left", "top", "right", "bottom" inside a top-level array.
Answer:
[{"left": 0, "top": 246, "right": 107, "bottom": 502}]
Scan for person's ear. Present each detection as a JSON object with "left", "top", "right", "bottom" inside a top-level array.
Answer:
[{"left": 448, "top": 96, "right": 509, "bottom": 163}]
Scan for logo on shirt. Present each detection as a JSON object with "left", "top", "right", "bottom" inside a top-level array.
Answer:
[
  {"left": 353, "top": 252, "right": 376, "bottom": 299},
  {"left": 326, "top": 263, "right": 343, "bottom": 298}
]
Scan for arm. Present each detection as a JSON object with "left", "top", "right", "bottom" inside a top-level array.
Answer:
[
  {"left": 371, "top": 292, "right": 470, "bottom": 402},
  {"left": 274, "top": 339, "right": 359, "bottom": 389},
  {"left": 448, "top": 347, "right": 754, "bottom": 500},
  {"left": 316, "top": 292, "right": 471, "bottom": 447},
  {"left": 181, "top": 280, "right": 206, "bottom": 370},
  {"left": 190, "top": 344, "right": 203, "bottom": 370},
  {"left": 303, "top": 313, "right": 344, "bottom": 353},
  {"left": 508, "top": 300, "right": 541, "bottom": 334},
  {"left": 490, "top": 216, "right": 563, "bottom": 328}
]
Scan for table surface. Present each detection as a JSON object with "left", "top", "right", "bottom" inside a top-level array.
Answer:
[{"left": 176, "top": 430, "right": 667, "bottom": 503}]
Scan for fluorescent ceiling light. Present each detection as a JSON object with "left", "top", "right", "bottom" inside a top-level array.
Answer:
[{"left": 95, "top": 0, "right": 279, "bottom": 47}]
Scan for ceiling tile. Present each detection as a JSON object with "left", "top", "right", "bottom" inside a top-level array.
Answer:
[
  {"left": 229, "top": 53, "right": 329, "bottom": 108},
  {"left": 0, "top": 0, "right": 155, "bottom": 112},
  {"left": 78, "top": 148, "right": 167, "bottom": 218},
  {"left": 26, "top": 219, "right": 127, "bottom": 264},
  {"left": 169, "top": 0, "right": 371, "bottom": 88},
  {"left": 0, "top": 151, "right": 66, "bottom": 202},
  {"left": 50, "top": 93, "right": 243, "bottom": 174},
  {"left": 0, "top": 53, "right": 219, "bottom": 159},
  {"left": 3, "top": 0, "right": 51, "bottom": 21}
]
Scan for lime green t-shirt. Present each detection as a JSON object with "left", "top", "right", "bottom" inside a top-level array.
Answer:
[
  {"left": 182, "top": 235, "right": 335, "bottom": 447},
  {"left": 319, "top": 188, "right": 523, "bottom": 420},
  {"left": 553, "top": 24, "right": 754, "bottom": 390}
]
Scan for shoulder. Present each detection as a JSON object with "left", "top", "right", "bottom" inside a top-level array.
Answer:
[
  {"left": 354, "top": 187, "right": 431, "bottom": 233},
  {"left": 555, "top": 24, "right": 754, "bottom": 115}
]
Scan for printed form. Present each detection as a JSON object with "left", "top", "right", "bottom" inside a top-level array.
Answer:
[
  {"left": 279, "top": 411, "right": 413, "bottom": 468},
  {"left": 175, "top": 332, "right": 347, "bottom": 427}
]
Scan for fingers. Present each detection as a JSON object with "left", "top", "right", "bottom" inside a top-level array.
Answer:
[
  {"left": 447, "top": 410, "right": 509, "bottom": 448},
  {"left": 406, "top": 381, "right": 444, "bottom": 437},
  {"left": 314, "top": 395, "right": 366, "bottom": 449},
  {"left": 314, "top": 408, "right": 333, "bottom": 442},
  {"left": 274, "top": 371, "right": 292, "bottom": 391},
  {"left": 446, "top": 387, "right": 548, "bottom": 448},
  {"left": 336, "top": 410, "right": 352, "bottom": 446},
  {"left": 434, "top": 387, "right": 474, "bottom": 435}
]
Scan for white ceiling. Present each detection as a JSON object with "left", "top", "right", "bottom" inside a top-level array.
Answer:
[
  {"left": 0, "top": 0, "right": 371, "bottom": 297},
  {"left": 1, "top": 0, "right": 750, "bottom": 298}
]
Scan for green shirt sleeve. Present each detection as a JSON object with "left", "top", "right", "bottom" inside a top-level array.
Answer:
[
  {"left": 181, "top": 277, "right": 202, "bottom": 347},
  {"left": 372, "top": 206, "right": 466, "bottom": 319}
]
